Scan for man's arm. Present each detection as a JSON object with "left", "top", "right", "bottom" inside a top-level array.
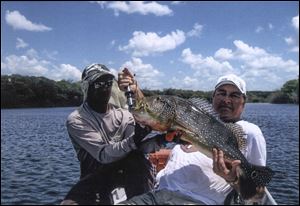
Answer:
[{"left": 67, "top": 119, "right": 149, "bottom": 164}]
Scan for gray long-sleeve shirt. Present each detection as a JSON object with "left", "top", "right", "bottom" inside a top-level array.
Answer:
[{"left": 66, "top": 102, "right": 137, "bottom": 165}]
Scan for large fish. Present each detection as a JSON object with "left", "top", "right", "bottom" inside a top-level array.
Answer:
[{"left": 132, "top": 95, "right": 274, "bottom": 200}]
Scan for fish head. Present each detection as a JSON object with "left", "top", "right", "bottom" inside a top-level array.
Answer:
[{"left": 132, "top": 95, "right": 176, "bottom": 131}]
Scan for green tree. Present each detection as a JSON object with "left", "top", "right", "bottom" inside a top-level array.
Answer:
[
  {"left": 1, "top": 74, "right": 83, "bottom": 108},
  {"left": 270, "top": 78, "right": 299, "bottom": 104}
]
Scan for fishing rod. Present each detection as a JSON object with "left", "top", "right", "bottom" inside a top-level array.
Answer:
[
  {"left": 123, "top": 68, "right": 135, "bottom": 111},
  {"left": 125, "top": 85, "right": 134, "bottom": 111}
]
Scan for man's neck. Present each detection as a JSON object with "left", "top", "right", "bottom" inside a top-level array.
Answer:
[
  {"left": 88, "top": 102, "right": 109, "bottom": 113},
  {"left": 221, "top": 116, "right": 241, "bottom": 123}
]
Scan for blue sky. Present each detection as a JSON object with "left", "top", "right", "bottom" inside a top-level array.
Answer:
[{"left": 1, "top": 1, "right": 299, "bottom": 91}]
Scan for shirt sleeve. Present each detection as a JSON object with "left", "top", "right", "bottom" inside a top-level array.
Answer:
[
  {"left": 67, "top": 116, "right": 137, "bottom": 164},
  {"left": 241, "top": 122, "right": 267, "bottom": 166},
  {"left": 98, "top": 124, "right": 138, "bottom": 164}
]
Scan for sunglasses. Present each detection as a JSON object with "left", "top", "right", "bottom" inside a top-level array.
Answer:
[{"left": 93, "top": 80, "right": 113, "bottom": 89}]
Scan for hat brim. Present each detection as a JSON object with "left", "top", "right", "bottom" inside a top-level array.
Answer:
[
  {"left": 215, "top": 81, "right": 245, "bottom": 94},
  {"left": 88, "top": 72, "right": 115, "bottom": 84}
]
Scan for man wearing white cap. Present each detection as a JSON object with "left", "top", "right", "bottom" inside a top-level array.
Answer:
[
  {"left": 213, "top": 74, "right": 247, "bottom": 123},
  {"left": 117, "top": 72, "right": 267, "bottom": 205},
  {"left": 61, "top": 63, "right": 171, "bottom": 205}
]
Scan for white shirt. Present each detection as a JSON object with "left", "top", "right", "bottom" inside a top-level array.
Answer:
[{"left": 156, "top": 120, "right": 267, "bottom": 205}]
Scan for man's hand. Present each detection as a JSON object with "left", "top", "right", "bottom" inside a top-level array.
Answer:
[
  {"left": 137, "top": 134, "right": 164, "bottom": 154},
  {"left": 118, "top": 68, "right": 137, "bottom": 92},
  {"left": 132, "top": 124, "right": 152, "bottom": 147},
  {"left": 212, "top": 148, "right": 241, "bottom": 183}
]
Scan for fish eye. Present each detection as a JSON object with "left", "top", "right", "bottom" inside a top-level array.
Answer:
[{"left": 251, "top": 171, "right": 257, "bottom": 179}]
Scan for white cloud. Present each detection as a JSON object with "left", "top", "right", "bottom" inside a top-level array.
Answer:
[
  {"left": 1, "top": 50, "right": 81, "bottom": 81},
  {"left": 214, "top": 48, "right": 233, "bottom": 60},
  {"left": 16, "top": 38, "right": 28, "bottom": 49},
  {"left": 268, "top": 23, "right": 274, "bottom": 30},
  {"left": 42, "top": 50, "right": 58, "bottom": 61},
  {"left": 1, "top": 54, "right": 49, "bottom": 76},
  {"left": 180, "top": 40, "right": 299, "bottom": 91},
  {"left": 181, "top": 48, "right": 234, "bottom": 75},
  {"left": 255, "top": 24, "right": 274, "bottom": 33},
  {"left": 285, "top": 37, "right": 294, "bottom": 45},
  {"left": 94, "top": 1, "right": 173, "bottom": 16},
  {"left": 50, "top": 64, "right": 82, "bottom": 81},
  {"left": 246, "top": 56, "right": 298, "bottom": 73},
  {"left": 107, "top": 60, "right": 114, "bottom": 65},
  {"left": 225, "top": 40, "right": 298, "bottom": 74},
  {"left": 119, "top": 30, "right": 186, "bottom": 56},
  {"left": 171, "top": 1, "right": 184, "bottom": 5},
  {"left": 5, "top": 10, "right": 52, "bottom": 31},
  {"left": 110, "top": 40, "right": 116, "bottom": 46},
  {"left": 121, "top": 57, "right": 163, "bottom": 89},
  {"left": 180, "top": 48, "right": 235, "bottom": 90},
  {"left": 233, "top": 40, "right": 268, "bottom": 60},
  {"left": 187, "top": 23, "right": 203, "bottom": 37},
  {"left": 290, "top": 46, "right": 299, "bottom": 53},
  {"left": 292, "top": 14, "right": 299, "bottom": 31},
  {"left": 255, "top": 26, "right": 264, "bottom": 33},
  {"left": 285, "top": 14, "right": 299, "bottom": 53},
  {"left": 91, "top": 1, "right": 107, "bottom": 9},
  {"left": 25, "top": 48, "right": 40, "bottom": 59},
  {"left": 182, "top": 76, "right": 199, "bottom": 87},
  {"left": 169, "top": 76, "right": 200, "bottom": 90}
]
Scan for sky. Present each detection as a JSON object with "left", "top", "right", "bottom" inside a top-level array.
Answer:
[{"left": 1, "top": 1, "right": 299, "bottom": 91}]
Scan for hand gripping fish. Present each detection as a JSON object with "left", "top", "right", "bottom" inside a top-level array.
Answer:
[{"left": 132, "top": 95, "right": 274, "bottom": 200}]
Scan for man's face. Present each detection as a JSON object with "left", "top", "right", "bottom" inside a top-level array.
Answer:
[
  {"left": 87, "top": 75, "right": 113, "bottom": 105},
  {"left": 212, "top": 84, "right": 245, "bottom": 123}
]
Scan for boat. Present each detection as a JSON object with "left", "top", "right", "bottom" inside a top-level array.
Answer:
[{"left": 224, "top": 187, "right": 277, "bottom": 205}]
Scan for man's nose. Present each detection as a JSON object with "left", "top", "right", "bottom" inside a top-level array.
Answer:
[{"left": 222, "top": 95, "right": 232, "bottom": 103}]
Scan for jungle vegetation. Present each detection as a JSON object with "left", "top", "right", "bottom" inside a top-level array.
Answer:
[{"left": 1, "top": 74, "right": 298, "bottom": 108}]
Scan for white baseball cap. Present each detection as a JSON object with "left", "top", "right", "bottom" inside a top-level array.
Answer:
[{"left": 215, "top": 74, "right": 246, "bottom": 95}]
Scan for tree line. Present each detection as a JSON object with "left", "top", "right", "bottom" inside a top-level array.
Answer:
[
  {"left": 1, "top": 74, "right": 298, "bottom": 109},
  {"left": 1, "top": 74, "right": 82, "bottom": 108}
]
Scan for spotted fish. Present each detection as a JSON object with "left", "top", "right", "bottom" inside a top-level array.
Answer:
[{"left": 132, "top": 95, "right": 274, "bottom": 199}]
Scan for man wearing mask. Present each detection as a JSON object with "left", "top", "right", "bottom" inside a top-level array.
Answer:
[{"left": 61, "top": 64, "right": 164, "bottom": 205}]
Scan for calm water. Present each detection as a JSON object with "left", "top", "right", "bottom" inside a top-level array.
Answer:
[{"left": 1, "top": 104, "right": 299, "bottom": 205}]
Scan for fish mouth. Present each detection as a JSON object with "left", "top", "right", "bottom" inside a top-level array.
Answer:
[
  {"left": 133, "top": 113, "right": 170, "bottom": 131},
  {"left": 173, "top": 130, "right": 195, "bottom": 145}
]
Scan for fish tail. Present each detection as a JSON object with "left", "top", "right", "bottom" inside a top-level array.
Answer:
[{"left": 239, "top": 164, "right": 274, "bottom": 199}]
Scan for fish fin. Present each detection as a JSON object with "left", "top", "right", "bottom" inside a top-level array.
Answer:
[
  {"left": 225, "top": 123, "right": 247, "bottom": 151},
  {"left": 188, "top": 98, "right": 220, "bottom": 120}
]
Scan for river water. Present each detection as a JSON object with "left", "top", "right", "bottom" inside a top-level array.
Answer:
[{"left": 1, "top": 104, "right": 299, "bottom": 205}]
